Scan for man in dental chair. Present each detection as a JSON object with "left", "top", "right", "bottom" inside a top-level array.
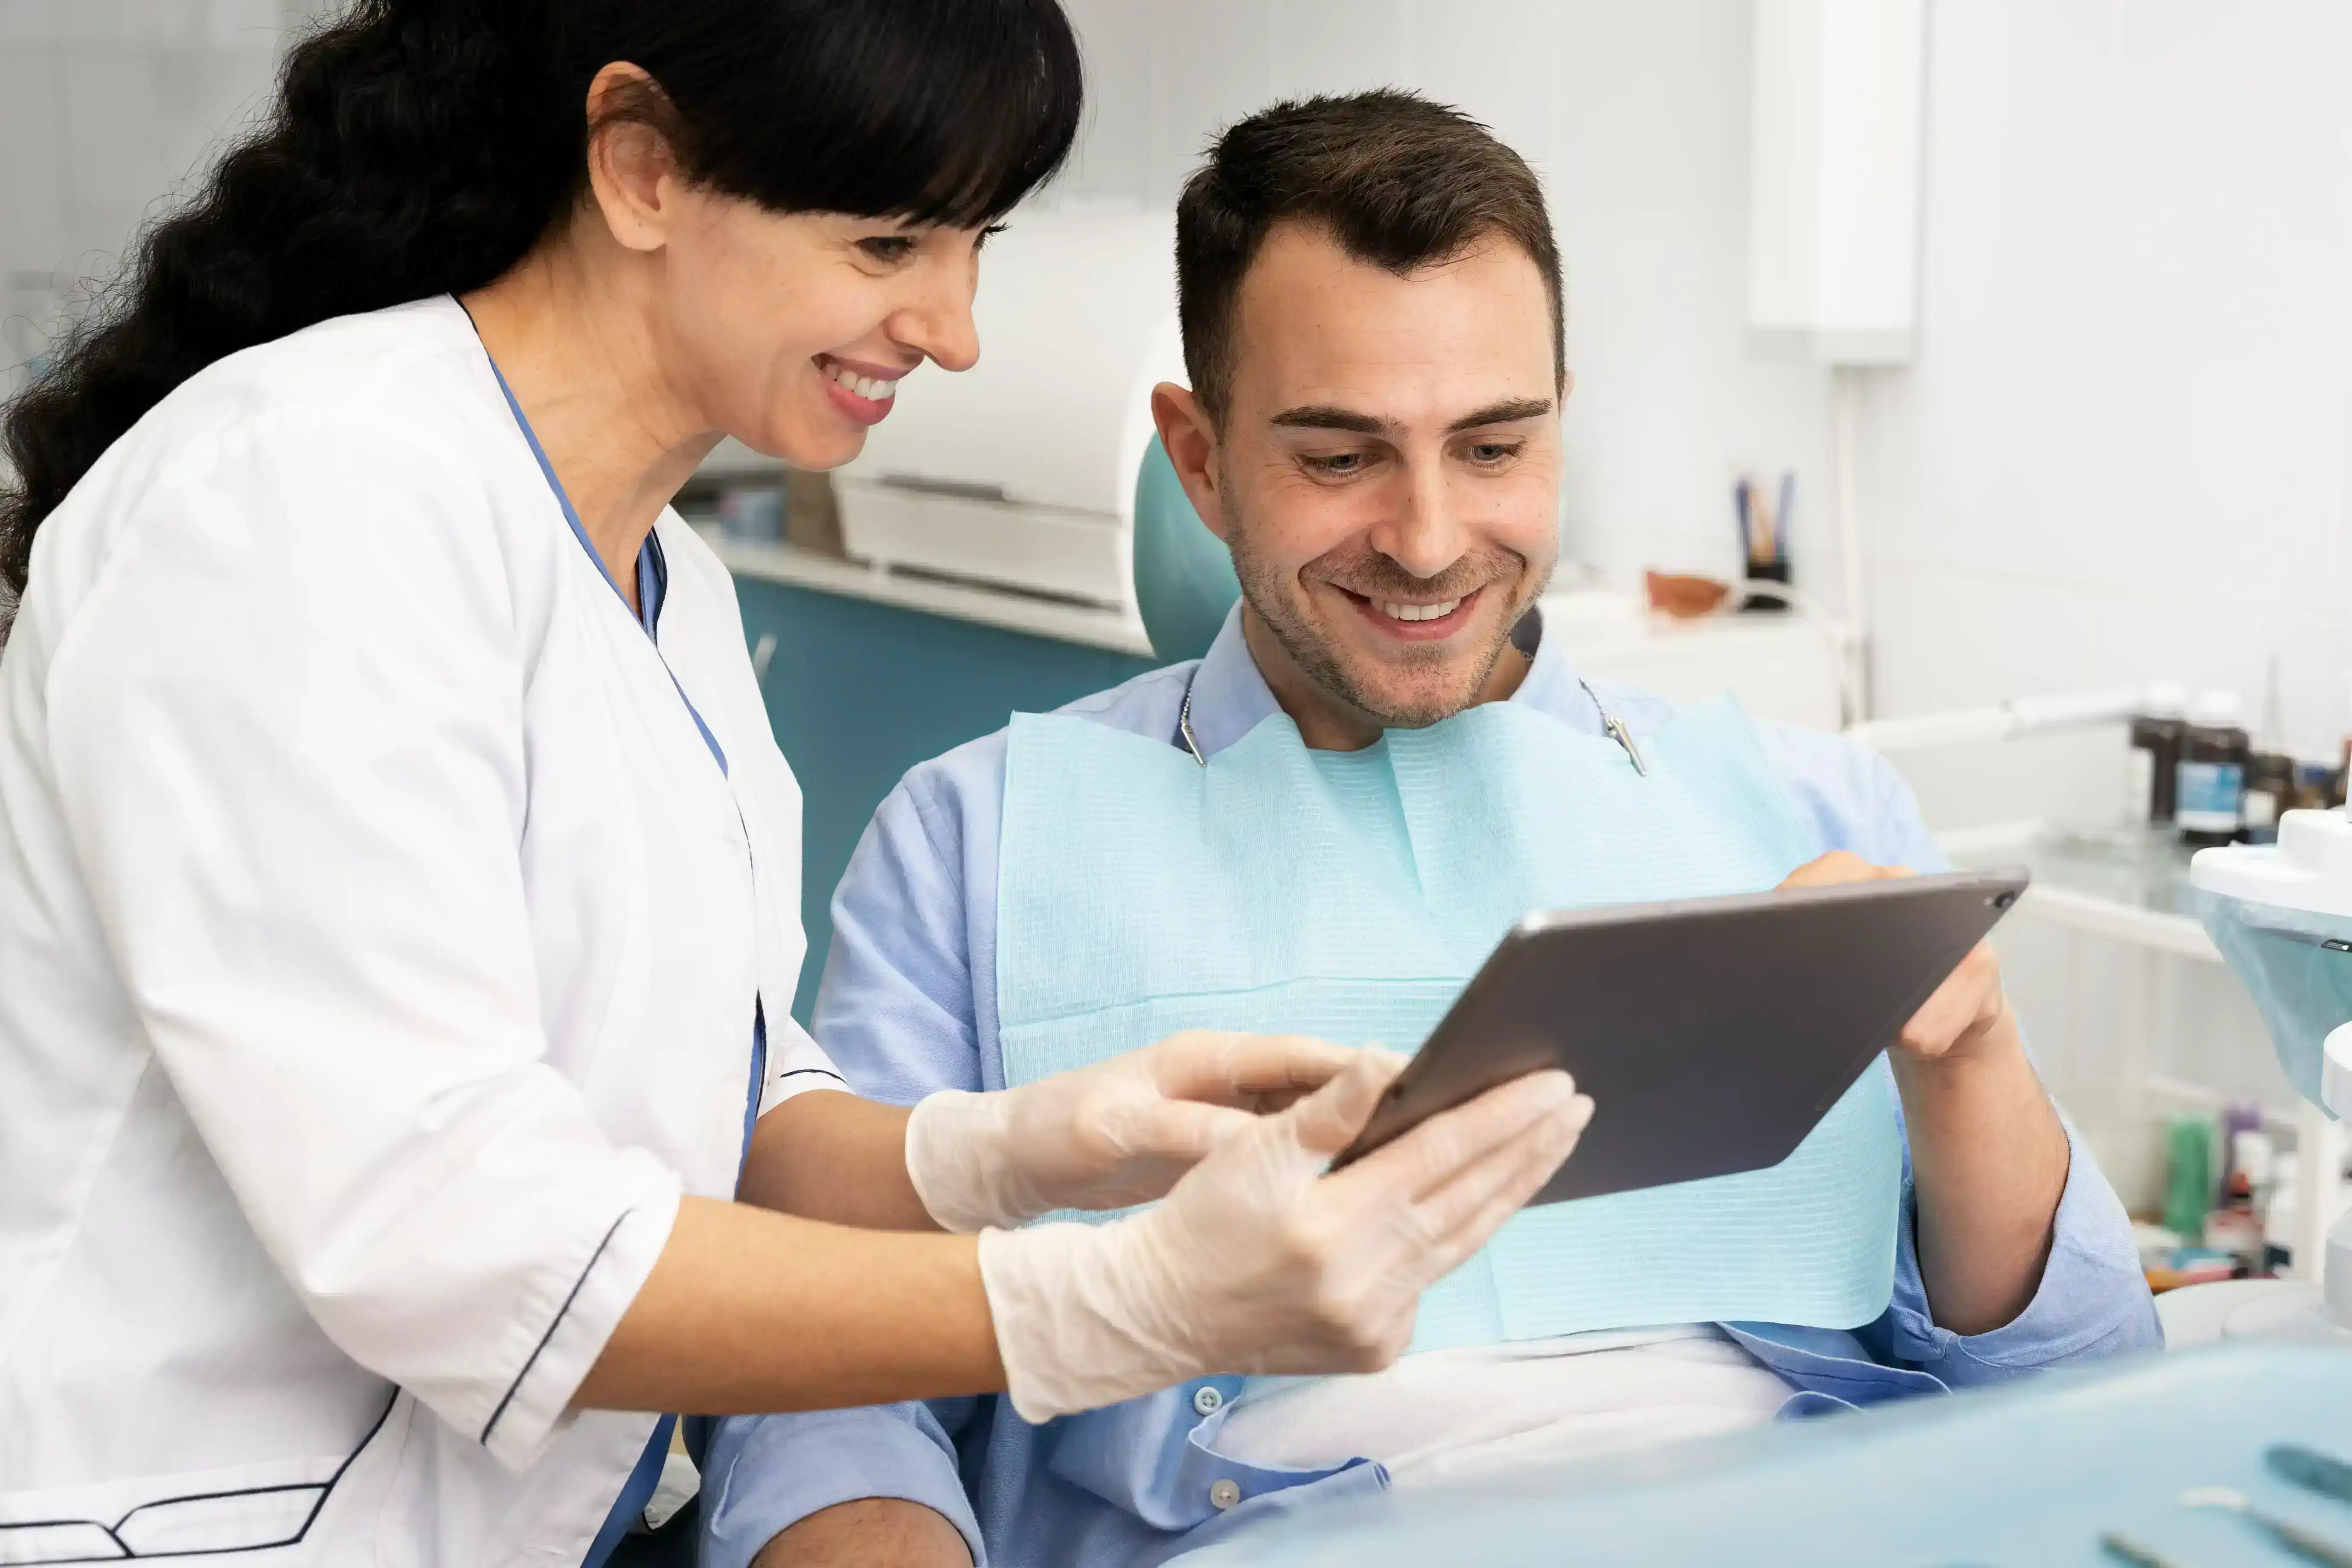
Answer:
[{"left": 702, "top": 90, "right": 2160, "bottom": 1568}]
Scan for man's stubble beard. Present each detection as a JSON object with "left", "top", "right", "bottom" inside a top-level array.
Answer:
[{"left": 1219, "top": 459, "right": 1551, "bottom": 731}]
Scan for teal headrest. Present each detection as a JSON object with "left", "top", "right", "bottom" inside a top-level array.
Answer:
[{"left": 1132, "top": 436, "right": 1241, "bottom": 663}]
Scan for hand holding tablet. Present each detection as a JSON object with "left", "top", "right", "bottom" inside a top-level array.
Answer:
[{"left": 1332, "top": 865, "right": 2029, "bottom": 1204}]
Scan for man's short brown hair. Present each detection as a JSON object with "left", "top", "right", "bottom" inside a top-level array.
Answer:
[{"left": 1175, "top": 89, "right": 1564, "bottom": 423}]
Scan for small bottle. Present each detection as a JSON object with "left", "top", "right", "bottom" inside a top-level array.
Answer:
[
  {"left": 2217, "top": 1102, "right": 2261, "bottom": 1201},
  {"left": 2236, "top": 1128, "right": 2274, "bottom": 1220},
  {"left": 2295, "top": 752, "right": 2342, "bottom": 813},
  {"left": 2175, "top": 690, "right": 2250, "bottom": 847},
  {"left": 2163, "top": 1115, "right": 2215, "bottom": 1240},
  {"left": 2206, "top": 1128, "right": 2276, "bottom": 1273},
  {"left": 2246, "top": 659, "right": 2295, "bottom": 843},
  {"left": 2124, "top": 682, "right": 2189, "bottom": 829},
  {"left": 2245, "top": 750, "right": 2297, "bottom": 844}
]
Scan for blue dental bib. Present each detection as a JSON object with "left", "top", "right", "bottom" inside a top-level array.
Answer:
[{"left": 995, "top": 693, "right": 1903, "bottom": 1350}]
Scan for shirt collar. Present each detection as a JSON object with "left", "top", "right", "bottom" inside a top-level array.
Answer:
[
  {"left": 1179, "top": 598, "right": 1603, "bottom": 760},
  {"left": 1179, "top": 605, "right": 1283, "bottom": 759}
]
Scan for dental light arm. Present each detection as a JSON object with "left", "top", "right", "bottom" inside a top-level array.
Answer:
[{"left": 1844, "top": 687, "right": 2146, "bottom": 755}]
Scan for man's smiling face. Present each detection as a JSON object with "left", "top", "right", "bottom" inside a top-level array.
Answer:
[{"left": 1155, "top": 221, "right": 1565, "bottom": 741}]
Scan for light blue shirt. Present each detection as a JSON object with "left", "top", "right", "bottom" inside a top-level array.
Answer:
[{"left": 703, "top": 606, "right": 2160, "bottom": 1568}]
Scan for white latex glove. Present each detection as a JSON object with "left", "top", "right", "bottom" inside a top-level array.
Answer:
[
  {"left": 977, "top": 1050, "right": 1594, "bottom": 1422},
  {"left": 904, "top": 1030, "right": 1360, "bottom": 1232}
]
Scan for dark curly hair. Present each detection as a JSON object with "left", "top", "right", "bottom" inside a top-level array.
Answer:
[{"left": 0, "top": 0, "right": 1082, "bottom": 608}]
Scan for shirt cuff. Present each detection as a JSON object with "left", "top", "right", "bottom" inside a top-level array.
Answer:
[
  {"left": 1883, "top": 1121, "right": 2162, "bottom": 1384},
  {"left": 759, "top": 1013, "right": 848, "bottom": 1117},
  {"left": 477, "top": 1164, "right": 683, "bottom": 1471},
  {"left": 700, "top": 1408, "right": 982, "bottom": 1568},
  {"left": 758, "top": 1067, "right": 850, "bottom": 1116}
]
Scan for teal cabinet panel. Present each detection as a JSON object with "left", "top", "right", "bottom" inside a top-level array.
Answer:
[{"left": 733, "top": 577, "right": 1158, "bottom": 1023}]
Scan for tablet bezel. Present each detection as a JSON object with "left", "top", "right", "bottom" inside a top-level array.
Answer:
[{"left": 1329, "top": 867, "right": 2029, "bottom": 1204}]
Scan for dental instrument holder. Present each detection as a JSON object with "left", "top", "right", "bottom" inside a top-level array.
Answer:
[
  {"left": 1740, "top": 559, "right": 1792, "bottom": 614},
  {"left": 2184, "top": 801, "right": 2352, "bottom": 1343}
]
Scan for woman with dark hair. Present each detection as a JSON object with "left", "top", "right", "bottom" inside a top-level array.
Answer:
[{"left": 0, "top": 3, "right": 1584, "bottom": 1562}]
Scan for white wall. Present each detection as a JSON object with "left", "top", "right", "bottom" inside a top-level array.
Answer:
[{"left": 0, "top": 0, "right": 313, "bottom": 401}]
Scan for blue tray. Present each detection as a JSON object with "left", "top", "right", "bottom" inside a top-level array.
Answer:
[{"left": 1190, "top": 1344, "right": 2352, "bottom": 1567}]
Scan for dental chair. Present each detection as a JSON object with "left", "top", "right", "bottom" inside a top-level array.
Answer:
[
  {"left": 1176, "top": 810, "right": 2352, "bottom": 1568},
  {"left": 1131, "top": 435, "right": 1239, "bottom": 663},
  {"left": 1184, "top": 810, "right": 2352, "bottom": 1561},
  {"left": 1129, "top": 462, "right": 2352, "bottom": 1559}
]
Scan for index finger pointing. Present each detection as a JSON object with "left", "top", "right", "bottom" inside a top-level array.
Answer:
[{"left": 1156, "top": 1033, "right": 1367, "bottom": 1106}]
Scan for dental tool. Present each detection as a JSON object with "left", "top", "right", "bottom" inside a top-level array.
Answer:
[
  {"left": 2178, "top": 1486, "right": 2352, "bottom": 1567},
  {"left": 2270, "top": 1446, "right": 2352, "bottom": 1510},
  {"left": 2099, "top": 1531, "right": 2200, "bottom": 1568}
]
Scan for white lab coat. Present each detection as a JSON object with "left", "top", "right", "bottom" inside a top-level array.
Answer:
[{"left": 0, "top": 297, "right": 840, "bottom": 1565}]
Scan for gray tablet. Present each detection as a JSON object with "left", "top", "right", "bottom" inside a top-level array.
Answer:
[{"left": 1331, "top": 868, "right": 2029, "bottom": 1204}]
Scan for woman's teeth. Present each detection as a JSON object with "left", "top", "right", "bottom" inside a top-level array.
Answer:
[
  {"left": 1380, "top": 599, "right": 1461, "bottom": 623},
  {"left": 828, "top": 363, "right": 897, "bottom": 402}
]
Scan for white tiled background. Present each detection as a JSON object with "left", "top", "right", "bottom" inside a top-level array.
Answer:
[{"left": 3, "top": 0, "right": 2347, "bottom": 1196}]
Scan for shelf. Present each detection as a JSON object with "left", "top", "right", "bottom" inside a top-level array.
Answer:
[
  {"left": 1939, "top": 821, "right": 2221, "bottom": 963},
  {"left": 698, "top": 529, "right": 1155, "bottom": 658}
]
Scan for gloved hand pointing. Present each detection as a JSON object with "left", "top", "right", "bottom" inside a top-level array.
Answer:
[
  {"left": 904, "top": 1030, "right": 1361, "bottom": 1232},
  {"left": 976, "top": 1050, "right": 1594, "bottom": 1422}
]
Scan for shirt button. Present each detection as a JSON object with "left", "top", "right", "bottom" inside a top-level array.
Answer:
[
  {"left": 1192, "top": 1385, "right": 1225, "bottom": 1417},
  {"left": 1208, "top": 1479, "right": 1242, "bottom": 1511}
]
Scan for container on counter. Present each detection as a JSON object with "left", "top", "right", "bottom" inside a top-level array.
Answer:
[
  {"left": 2175, "top": 690, "right": 2250, "bottom": 847},
  {"left": 2124, "top": 683, "right": 2188, "bottom": 829},
  {"left": 2341, "top": 671, "right": 2352, "bottom": 808},
  {"left": 2205, "top": 1127, "right": 2276, "bottom": 1273},
  {"left": 2163, "top": 1115, "right": 2215, "bottom": 1239},
  {"left": 784, "top": 469, "right": 846, "bottom": 558},
  {"left": 716, "top": 481, "right": 788, "bottom": 545},
  {"left": 2294, "top": 753, "right": 2343, "bottom": 813},
  {"left": 2245, "top": 749, "right": 2297, "bottom": 844}
]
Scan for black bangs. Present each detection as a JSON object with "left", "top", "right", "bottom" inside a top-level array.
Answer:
[{"left": 647, "top": 0, "right": 1085, "bottom": 228}]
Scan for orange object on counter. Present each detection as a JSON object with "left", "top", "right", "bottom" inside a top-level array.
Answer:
[{"left": 1645, "top": 570, "right": 1733, "bottom": 620}]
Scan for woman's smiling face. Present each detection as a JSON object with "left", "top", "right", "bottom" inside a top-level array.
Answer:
[
  {"left": 654, "top": 202, "right": 992, "bottom": 470},
  {"left": 569, "top": 62, "right": 1016, "bottom": 473}
]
